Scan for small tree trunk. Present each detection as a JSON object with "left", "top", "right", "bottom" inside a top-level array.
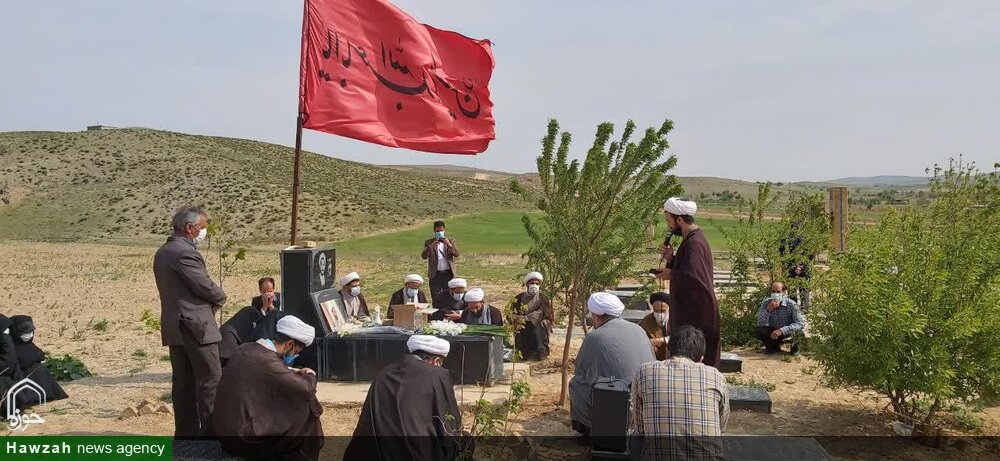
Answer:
[
  {"left": 558, "top": 290, "right": 577, "bottom": 407},
  {"left": 920, "top": 398, "right": 942, "bottom": 427}
]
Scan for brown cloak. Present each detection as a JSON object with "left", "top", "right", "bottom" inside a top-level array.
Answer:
[
  {"left": 668, "top": 228, "right": 721, "bottom": 368},
  {"left": 344, "top": 355, "right": 466, "bottom": 461},
  {"left": 214, "top": 341, "right": 324, "bottom": 460},
  {"left": 511, "top": 292, "right": 554, "bottom": 360},
  {"left": 638, "top": 313, "right": 669, "bottom": 361}
]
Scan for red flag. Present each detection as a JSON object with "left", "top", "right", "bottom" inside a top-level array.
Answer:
[{"left": 299, "top": 0, "right": 495, "bottom": 154}]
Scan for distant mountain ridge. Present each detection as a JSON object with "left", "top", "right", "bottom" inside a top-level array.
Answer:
[
  {"left": 823, "top": 175, "right": 928, "bottom": 187},
  {"left": 0, "top": 129, "right": 528, "bottom": 242}
]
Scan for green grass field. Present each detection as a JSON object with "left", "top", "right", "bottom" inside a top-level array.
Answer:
[{"left": 335, "top": 211, "right": 736, "bottom": 257}]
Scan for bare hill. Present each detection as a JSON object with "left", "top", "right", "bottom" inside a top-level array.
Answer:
[{"left": 0, "top": 129, "right": 528, "bottom": 242}]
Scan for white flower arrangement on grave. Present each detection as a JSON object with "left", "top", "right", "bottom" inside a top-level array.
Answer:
[
  {"left": 338, "top": 321, "right": 364, "bottom": 336},
  {"left": 422, "top": 320, "right": 467, "bottom": 336}
]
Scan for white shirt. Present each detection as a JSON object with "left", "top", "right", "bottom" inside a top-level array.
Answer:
[{"left": 436, "top": 241, "right": 450, "bottom": 271}]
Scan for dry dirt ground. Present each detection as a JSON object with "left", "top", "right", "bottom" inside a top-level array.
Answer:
[{"left": 2, "top": 241, "right": 998, "bottom": 460}]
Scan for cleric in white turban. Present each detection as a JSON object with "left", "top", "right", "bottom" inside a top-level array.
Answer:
[
  {"left": 388, "top": 273, "right": 429, "bottom": 319},
  {"left": 337, "top": 271, "right": 370, "bottom": 320},
  {"left": 511, "top": 271, "right": 554, "bottom": 360},
  {"left": 658, "top": 195, "right": 722, "bottom": 368},
  {"left": 568, "top": 293, "right": 655, "bottom": 435},
  {"left": 663, "top": 197, "right": 698, "bottom": 217},
  {"left": 215, "top": 313, "right": 324, "bottom": 459},
  {"left": 432, "top": 278, "right": 469, "bottom": 321},
  {"left": 458, "top": 287, "right": 504, "bottom": 326},
  {"left": 407, "top": 334, "right": 451, "bottom": 358},
  {"left": 276, "top": 315, "right": 315, "bottom": 347},
  {"left": 345, "top": 332, "right": 464, "bottom": 459}
]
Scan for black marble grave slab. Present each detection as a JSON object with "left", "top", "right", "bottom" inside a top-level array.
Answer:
[
  {"left": 315, "top": 333, "right": 503, "bottom": 384},
  {"left": 724, "top": 436, "right": 833, "bottom": 461},
  {"left": 729, "top": 385, "right": 772, "bottom": 413},
  {"left": 720, "top": 352, "right": 743, "bottom": 373}
]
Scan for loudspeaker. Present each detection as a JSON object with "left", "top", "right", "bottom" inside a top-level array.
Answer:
[
  {"left": 591, "top": 378, "right": 631, "bottom": 453},
  {"left": 280, "top": 248, "right": 335, "bottom": 333}
]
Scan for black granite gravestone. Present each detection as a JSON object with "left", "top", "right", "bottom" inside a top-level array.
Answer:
[
  {"left": 315, "top": 333, "right": 503, "bottom": 384},
  {"left": 724, "top": 436, "right": 833, "bottom": 461},
  {"left": 729, "top": 386, "right": 772, "bottom": 413},
  {"left": 720, "top": 352, "right": 743, "bottom": 373}
]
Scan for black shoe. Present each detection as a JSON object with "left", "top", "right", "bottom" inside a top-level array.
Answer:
[{"left": 790, "top": 343, "right": 800, "bottom": 355}]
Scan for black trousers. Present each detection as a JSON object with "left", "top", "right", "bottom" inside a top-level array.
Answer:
[
  {"left": 757, "top": 326, "right": 788, "bottom": 352},
  {"left": 429, "top": 269, "right": 454, "bottom": 297},
  {"left": 169, "top": 324, "right": 222, "bottom": 438}
]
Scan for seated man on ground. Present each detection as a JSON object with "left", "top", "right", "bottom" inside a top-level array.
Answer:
[
  {"left": 638, "top": 292, "right": 671, "bottom": 361},
  {"left": 1, "top": 315, "right": 27, "bottom": 414},
  {"left": 220, "top": 277, "right": 284, "bottom": 366},
  {"left": 251, "top": 276, "right": 281, "bottom": 313},
  {"left": 431, "top": 278, "right": 467, "bottom": 321},
  {"left": 345, "top": 335, "right": 466, "bottom": 461},
  {"left": 9, "top": 315, "right": 69, "bottom": 405},
  {"left": 338, "top": 271, "right": 370, "bottom": 321},
  {"left": 214, "top": 316, "right": 323, "bottom": 460},
  {"left": 458, "top": 288, "right": 503, "bottom": 326},
  {"left": 511, "top": 272, "right": 554, "bottom": 360},
  {"left": 569, "top": 292, "right": 656, "bottom": 436},
  {"left": 629, "top": 326, "right": 729, "bottom": 460},
  {"left": 756, "top": 281, "right": 806, "bottom": 355},
  {"left": 387, "top": 274, "right": 428, "bottom": 319}
]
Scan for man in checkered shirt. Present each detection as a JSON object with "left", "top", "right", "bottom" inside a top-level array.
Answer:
[
  {"left": 629, "top": 326, "right": 729, "bottom": 460},
  {"left": 756, "top": 281, "right": 806, "bottom": 355}
]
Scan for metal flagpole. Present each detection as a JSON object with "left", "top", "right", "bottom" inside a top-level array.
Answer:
[
  {"left": 290, "top": 114, "right": 304, "bottom": 246},
  {"left": 290, "top": 0, "right": 309, "bottom": 246}
]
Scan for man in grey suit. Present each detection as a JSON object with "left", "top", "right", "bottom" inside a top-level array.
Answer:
[
  {"left": 154, "top": 206, "right": 227, "bottom": 438},
  {"left": 421, "top": 220, "right": 460, "bottom": 297}
]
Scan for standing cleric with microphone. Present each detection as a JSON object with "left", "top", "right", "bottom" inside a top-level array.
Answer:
[
  {"left": 653, "top": 198, "right": 721, "bottom": 369},
  {"left": 421, "top": 220, "right": 460, "bottom": 297}
]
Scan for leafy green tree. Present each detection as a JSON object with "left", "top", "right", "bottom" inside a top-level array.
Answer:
[
  {"left": 511, "top": 118, "right": 681, "bottom": 405},
  {"left": 813, "top": 159, "right": 1000, "bottom": 428}
]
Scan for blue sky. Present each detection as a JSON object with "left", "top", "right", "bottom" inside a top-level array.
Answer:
[{"left": 2, "top": 1, "right": 997, "bottom": 181}]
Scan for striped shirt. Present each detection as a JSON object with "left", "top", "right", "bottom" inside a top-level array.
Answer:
[{"left": 629, "top": 357, "right": 729, "bottom": 460}]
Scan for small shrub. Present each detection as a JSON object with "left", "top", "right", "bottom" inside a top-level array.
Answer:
[
  {"left": 132, "top": 349, "right": 147, "bottom": 358},
  {"left": 140, "top": 309, "right": 161, "bottom": 331},
  {"left": 726, "top": 376, "right": 776, "bottom": 392},
  {"left": 45, "top": 354, "right": 93, "bottom": 381},
  {"left": 159, "top": 354, "right": 171, "bottom": 362},
  {"left": 92, "top": 318, "right": 109, "bottom": 332}
]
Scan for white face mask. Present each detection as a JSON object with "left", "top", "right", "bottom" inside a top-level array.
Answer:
[
  {"left": 452, "top": 292, "right": 464, "bottom": 301},
  {"left": 405, "top": 288, "right": 418, "bottom": 298},
  {"left": 770, "top": 292, "right": 785, "bottom": 302},
  {"left": 20, "top": 332, "right": 34, "bottom": 342},
  {"left": 654, "top": 312, "right": 668, "bottom": 325},
  {"left": 527, "top": 284, "right": 540, "bottom": 295},
  {"left": 193, "top": 227, "right": 207, "bottom": 244},
  {"left": 350, "top": 286, "right": 361, "bottom": 296}
]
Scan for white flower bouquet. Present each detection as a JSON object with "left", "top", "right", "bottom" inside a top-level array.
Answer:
[
  {"left": 338, "top": 321, "right": 364, "bottom": 336},
  {"left": 421, "top": 320, "right": 467, "bottom": 336}
]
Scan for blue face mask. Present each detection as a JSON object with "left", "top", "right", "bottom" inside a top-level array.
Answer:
[
  {"left": 283, "top": 353, "right": 299, "bottom": 365},
  {"left": 405, "top": 288, "right": 418, "bottom": 297},
  {"left": 435, "top": 231, "right": 446, "bottom": 239}
]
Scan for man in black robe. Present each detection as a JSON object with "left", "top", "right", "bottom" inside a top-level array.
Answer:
[
  {"left": 219, "top": 277, "right": 283, "bottom": 366},
  {"left": 457, "top": 288, "right": 503, "bottom": 326},
  {"left": 214, "top": 315, "right": 323, "bottom": 461},
  {"left": 9, "top": 315, "right": 68, "bottom": 405},
  {"left": 387, "top": 274, "right": 428, "bottom": 319},
  {"left": 345, "top": 335, "right": 468, "bottom": 461},
  {"left": 430, "top": 278, "right": 466, "bottom": 321},
  {"left": 0, "top": 314, "right": 23, "bottom": 415},
  {"left": 655, "top": 198, "right": 722, "bottom": 368}
]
